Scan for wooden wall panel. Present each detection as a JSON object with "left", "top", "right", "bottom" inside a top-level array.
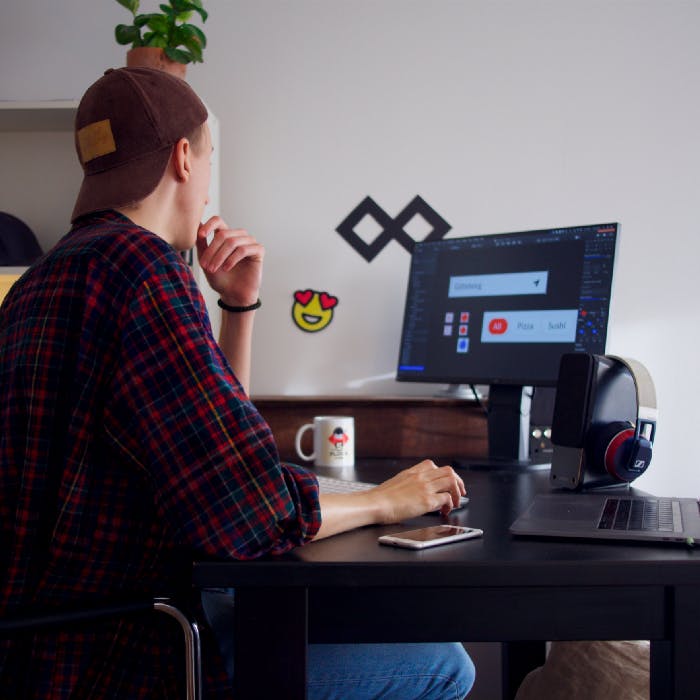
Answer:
[{"left": 252, "top": 396, "right": 488, "bottom": 461}]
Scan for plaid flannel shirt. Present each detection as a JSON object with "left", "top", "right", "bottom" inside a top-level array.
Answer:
[{"left": 0, "top": 211, "right": 321, "bottom": 698}]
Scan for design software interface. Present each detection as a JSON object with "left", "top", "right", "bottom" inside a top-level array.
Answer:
[{"left": 397, "top": 223, "right": 618, "bottom": 386}]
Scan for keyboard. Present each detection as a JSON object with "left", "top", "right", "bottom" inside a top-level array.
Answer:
[
  {"left": 316, "top": 474, "right": 376, "bottom": 494},
  {"left": 597, "top": 497, "right": 682, "bottom": 532},
  {"left": 315, "top": 474, "right": 469, "bottom": 509}
]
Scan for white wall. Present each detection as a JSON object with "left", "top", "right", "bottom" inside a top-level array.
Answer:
[{"left": 1, "top": 0, "right": 699, "bottom": 498}]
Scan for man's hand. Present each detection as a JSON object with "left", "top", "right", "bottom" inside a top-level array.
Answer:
[
  {"left": 368, "top": 460, "right": 466, "bottom": 522},
  {"left": 196, "top": 216, "right": 264, "bottom": 307},
  {"left": 313, "top": 460, "right": 467, "bottom": 540}
]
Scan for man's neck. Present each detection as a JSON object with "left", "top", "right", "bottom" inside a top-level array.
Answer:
[{"left": 116, "top": 190, "right": 176, "bottom": 247}]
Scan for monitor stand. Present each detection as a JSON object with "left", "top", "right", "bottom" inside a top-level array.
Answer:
[{"left": 453, "top": 384, "right": 550, "bottom": 471}]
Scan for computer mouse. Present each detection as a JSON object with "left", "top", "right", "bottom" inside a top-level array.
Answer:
[{"left": 432, "top": 495, "right": 469, "bottom": 515}]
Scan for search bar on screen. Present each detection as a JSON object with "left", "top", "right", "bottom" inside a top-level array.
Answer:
[{"left": 448, "top": 271, "right": 548, "bottom": 298}]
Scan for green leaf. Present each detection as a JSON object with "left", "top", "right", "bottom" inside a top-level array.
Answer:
[
  {"left": 171, "top": 0, "right": 207, "bottom": 23},
  {"left": 181, "top": 39, "right": 203, "bottom": 62},
  {"left": 170, "top": 0, "right": 192, "bottom": 13},
  {"left": 169, "top": 0, "right": 191, "bottom": 21},
  {"left": 176, "top": 24, "right": 206, "bottom": 49},
  {"left": 143, "top": 33, "right": 168, "bottom": 48},
  {"left": 115, "top": 24, "right": 142, "bottom": 45},
  {"left": 134, "top": 13, "right": 160, "bottom": 27},
  {"left": 189, "top": 44, "right": 203, "bottom": 63},
  {"left": 144, "top": 15, "right": 171, "bottom": 35},
  {"left": 159, "top": 4, "right": 177, "bottom": 19},
  {"left": 191, "top": 3, "right": 207, "bottom": 23},
  {"left": 187, "top": 24, "right": 206, "bottom": 49},
  {"left": 170, "top": 27, "right": 203, "bottom": 60},
  {"left": 115, "top": 0, "right": 139, "bottom": 14},
  {"left": 164, "top": 47, "right": 192, "bottom": 64}
]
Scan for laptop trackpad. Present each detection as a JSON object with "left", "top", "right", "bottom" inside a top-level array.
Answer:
[{"left": 526, "top": 496, "right": 603, "bottom": 523}]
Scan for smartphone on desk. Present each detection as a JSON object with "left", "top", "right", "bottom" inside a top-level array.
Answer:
[{"left": 378, "top": 524, "right": 483, "bottom": 549}]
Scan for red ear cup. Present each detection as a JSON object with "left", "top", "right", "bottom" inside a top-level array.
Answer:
[
  {"left": 604, "top": 423, "right": 636, "bottom": 479},
  {"left": 593, "top": 421, "right": 652, "bottom": 482}
]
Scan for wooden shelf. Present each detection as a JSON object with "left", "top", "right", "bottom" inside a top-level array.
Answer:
[{"left": 0, "top": 100, "right": 78, "bottom": 131}]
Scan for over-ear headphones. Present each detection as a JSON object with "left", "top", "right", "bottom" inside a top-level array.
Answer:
[
  {"left": 551, "top": 353, "right": 658, "bottom": 490},
  {"left": 587, "top": 357, "right": 657, "bottom": 483}
]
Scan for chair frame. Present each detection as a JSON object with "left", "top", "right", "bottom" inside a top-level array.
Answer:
[{"left": 0, "top": 597, "right": 202, "bottom": 700}]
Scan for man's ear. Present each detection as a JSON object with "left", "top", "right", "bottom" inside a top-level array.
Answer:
[{"left": 172, "top": 137, "right": 192, "bottom": 182}]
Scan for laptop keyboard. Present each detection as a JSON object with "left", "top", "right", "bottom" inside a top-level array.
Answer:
[{"left": 598, "top": 497, "right": 682, "bottom": 532}]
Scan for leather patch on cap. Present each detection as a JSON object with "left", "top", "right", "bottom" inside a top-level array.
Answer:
[{"left": 77, "top": 119, "right": 117, "bottom": 163}]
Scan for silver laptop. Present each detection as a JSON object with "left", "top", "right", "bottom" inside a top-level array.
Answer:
[{"left": 509, "top": 492, "right": 700, "bottom": 545}]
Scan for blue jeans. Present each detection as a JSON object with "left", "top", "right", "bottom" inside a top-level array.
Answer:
[{"left": 202, "top": 589, "right": 475, "bottom": 699}]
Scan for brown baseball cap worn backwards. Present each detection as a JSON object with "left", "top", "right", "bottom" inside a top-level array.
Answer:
[{"left": 71, "top": 67, "right": 208, "bottom": 223}]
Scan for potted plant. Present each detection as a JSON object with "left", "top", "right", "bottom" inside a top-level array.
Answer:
[{"left": 114, "top": 0, "right": 208, "bottom": 78}]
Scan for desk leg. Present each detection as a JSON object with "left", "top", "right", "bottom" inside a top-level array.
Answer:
[
  {"left": 650, "top": 640, "right": 671, "bottom": 700},
  {"left": 501, "top": 641, "right": 546, "bottom": 700},
  {"left": 668, "top": 585, "right": 700, "bottom": 700},
  {"left": 233, "top": 586, "right": 308, "bottom": 699}
]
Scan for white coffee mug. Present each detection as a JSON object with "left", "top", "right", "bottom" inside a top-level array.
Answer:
[{"left": 295, "top": 416, "right": 355, "bottom": 468}]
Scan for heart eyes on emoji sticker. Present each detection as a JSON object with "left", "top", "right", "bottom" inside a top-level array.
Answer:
[
  {"left": 319, "top": 293, "right": 338, "bottom": 310},
  {"left": 294, "top": 290, "right": 313, "bottom": 305},
  {"left": 294, "top": 289, "right": 337, "bottom": 309}
]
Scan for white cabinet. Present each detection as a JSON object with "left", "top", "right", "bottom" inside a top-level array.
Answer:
[
  {"left": 0, "top": 100, "right": 222, "bottom": 335},
  {"left": 0, "top": 100, "right": 82, "bottom": 255}
]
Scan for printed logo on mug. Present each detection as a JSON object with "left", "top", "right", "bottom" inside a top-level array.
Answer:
[{"left": 295, "top": 416, "right": 355, "bottom": 467}]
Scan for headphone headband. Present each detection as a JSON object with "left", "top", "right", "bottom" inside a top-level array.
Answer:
[{"left": 608, "top": 356, "right": 657, "bottom": 423}]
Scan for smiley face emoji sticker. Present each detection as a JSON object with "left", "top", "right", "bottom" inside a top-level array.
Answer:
[{"left": 292, "top": 289, "right": 338, "bottom": 333}]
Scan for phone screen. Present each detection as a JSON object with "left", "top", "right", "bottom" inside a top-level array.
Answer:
[{"left": 398, "top": 525, "right": 468, "bottom": 541}]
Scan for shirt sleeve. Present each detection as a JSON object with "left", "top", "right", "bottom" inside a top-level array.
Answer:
[{"left": 103, "top": 257, "right": 321, "bottom": 560}]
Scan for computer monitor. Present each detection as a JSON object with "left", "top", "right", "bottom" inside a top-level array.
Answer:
[{"left": 396, "top": 222, "right": 619, "bottom": 465}]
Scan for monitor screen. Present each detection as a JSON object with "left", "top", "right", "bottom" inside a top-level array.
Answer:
[{"left": 396, "top": 223, "right": 618, "bottom": 389}]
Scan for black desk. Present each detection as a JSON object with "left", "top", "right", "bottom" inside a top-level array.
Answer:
[{"left": 193, "top": 461, "right": 700, "bottom": 699}]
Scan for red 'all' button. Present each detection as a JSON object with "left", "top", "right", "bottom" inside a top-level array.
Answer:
[{"left": 488, "top": 318, "right": 508, "bottom": 334}]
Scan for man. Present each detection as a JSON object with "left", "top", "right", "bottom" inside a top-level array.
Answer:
[{"left": 0, "top": 67, "right": 474, "bottom": 698}]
